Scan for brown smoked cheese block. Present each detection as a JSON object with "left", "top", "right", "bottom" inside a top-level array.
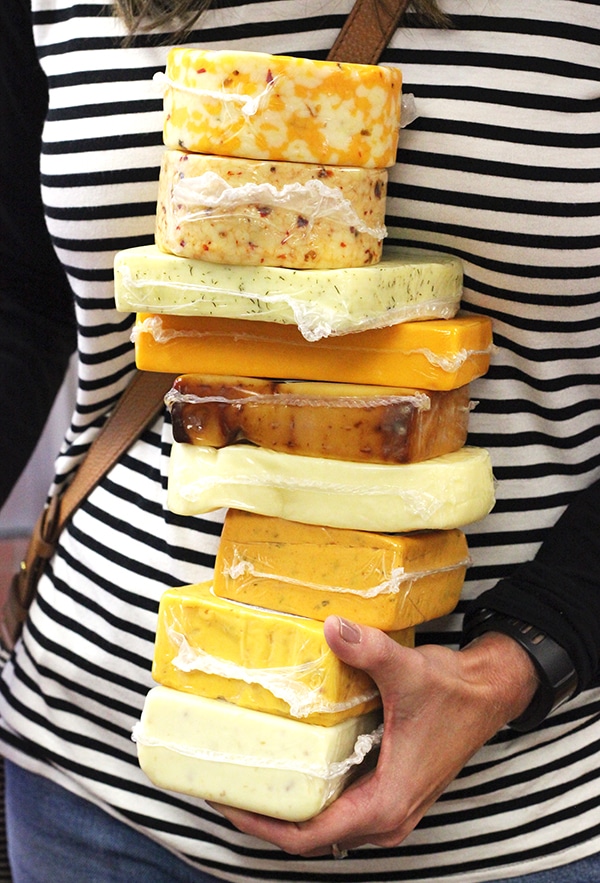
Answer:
[{"left": 166, "top": 375, "right": 471, "bottom": 464}]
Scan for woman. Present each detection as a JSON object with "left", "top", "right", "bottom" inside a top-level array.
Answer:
[{"left": 1, "top": 0, "right": 599, "bottom": 880}]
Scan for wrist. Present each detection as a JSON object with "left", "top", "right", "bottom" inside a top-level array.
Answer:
[
  {"left": 459, "top": 630, "right": 539, "bottom": 728},
  {"left": 461, "top": 609, "right": 579, "bottom": 732}
]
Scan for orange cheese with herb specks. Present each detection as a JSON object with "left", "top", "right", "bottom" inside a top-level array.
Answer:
[
  {"left": 152, "top": 580, "right": 414, "bottom": 725},
  {"left": 214, "top": 510, "right": 470, "bottom": 629}
]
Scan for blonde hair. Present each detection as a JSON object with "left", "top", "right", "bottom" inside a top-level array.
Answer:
[{"left": 114, "top": 0, "right": 449, "bottom": 39}]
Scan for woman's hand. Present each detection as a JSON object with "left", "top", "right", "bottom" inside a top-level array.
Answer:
[{"left": 211, "top": 615, "right": 538, "bottom": 856}]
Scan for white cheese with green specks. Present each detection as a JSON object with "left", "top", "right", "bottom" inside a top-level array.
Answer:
[{"left": 114, "top": 243, "right": 462, "bottom": 341}]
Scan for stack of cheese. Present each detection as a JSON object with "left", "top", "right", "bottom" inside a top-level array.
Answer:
[{"left": 124, "top": 48, "right": 496, "bottom": 822}]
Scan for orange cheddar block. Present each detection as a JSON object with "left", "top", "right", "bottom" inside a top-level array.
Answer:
[
  {"left": 152, "top": 580, "right": 415, "bottom": 726},
  {"left": 214, "top": 510, "right": 470, "bottom": 629},
  {"left": 134, "top": 313, "right": 493, "bottom": 390},
  {"left": 161, "top": 48, "right": 403, "bottom": 168},
  {"left": 166, "top": 375, "right": 472, "bottom": 463}
]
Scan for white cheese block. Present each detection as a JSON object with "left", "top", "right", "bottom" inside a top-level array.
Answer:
[
  {"left": 159, "top": 48, "right": 402, "bottom": 168},
  {"left": 155, "top": 150, "right": 387, "bottom": 270},
  {"left": 115, "top": 244, "right": 463, "bottom": 341},
  {"left": 134, "top": 686, "right": 382, "bottom": 821},
  {"left": 167, "top": 443, "right": 496, "bottom": 531}
]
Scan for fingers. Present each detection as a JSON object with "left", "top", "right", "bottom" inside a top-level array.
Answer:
[
  {"left": 208, "top": 627, "right": 527, "bottom": 859},
  {"left": 209, "top": 621, "right": 475, "bottom": 856},
  {"left": 209, "top": 767, "right": 398, "bottom": 857},
  {"left": 323, "top": 615, "right": 417, "bottom": 703}
]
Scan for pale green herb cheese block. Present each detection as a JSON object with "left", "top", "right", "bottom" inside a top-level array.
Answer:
[
  {"left": 114, "top": 244, "right": 462, "bottom": 341},
  {"left": 167, "top": 443, "right": 495, "bottom": 532}
]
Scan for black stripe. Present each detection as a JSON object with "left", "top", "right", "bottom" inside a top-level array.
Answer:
[
  {"left": 397, "top": 149, "right": 600, "bottom": 185},
  {"left": 41, "top": 165, "right": 160, "bottom": 187}
]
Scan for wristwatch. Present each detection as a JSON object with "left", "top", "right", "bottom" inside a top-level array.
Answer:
[{"left": 461, "top": 609, "right": 578, "bottom": 732}]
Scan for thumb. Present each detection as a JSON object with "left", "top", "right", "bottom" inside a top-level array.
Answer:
[{"left": 324, "top": 615, "right": 411, "bottom": 699}]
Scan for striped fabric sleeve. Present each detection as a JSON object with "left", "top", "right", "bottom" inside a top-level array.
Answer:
[{"left": 464, "top": 478, "right": 600, "bottom": 690}]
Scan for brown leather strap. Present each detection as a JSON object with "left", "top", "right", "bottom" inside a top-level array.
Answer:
[
  {"left": 328, "top": 0, "right": 409, "bottom": 64},
  {"left": 55, "top": 370, "right": 176, "bottom": 535},
  {"left": 0, "top": 370, "right": 175, "bottom": 652}
]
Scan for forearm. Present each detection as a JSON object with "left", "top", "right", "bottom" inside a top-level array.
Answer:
[{"left": 463, "top": 478, "right": 600, "bottom": 696}]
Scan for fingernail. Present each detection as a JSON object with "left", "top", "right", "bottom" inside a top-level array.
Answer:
[{"left": 338, "top": 617, "right": 362, "bottom": 644}]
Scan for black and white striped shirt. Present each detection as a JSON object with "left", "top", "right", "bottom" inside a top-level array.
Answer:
[{"left": 1, "top": 0, "right": 599, "bottom": 879}]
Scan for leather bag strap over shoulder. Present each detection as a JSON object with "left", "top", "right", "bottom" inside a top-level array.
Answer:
[
  {"left": 0, "top": 370, "right": 175, "bottom": 652},
  {"left": 56, "top": 370, "right": 177, "bottom": 534},
  {"left": 327, "top": 0, "right": 409, "bottom": 64}
]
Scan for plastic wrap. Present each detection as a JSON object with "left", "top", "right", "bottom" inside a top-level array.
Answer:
[
  {"left": 134, "top": 313, "right": 494, "bottom": 389},
  {"left": 165, "top": 375, "right": 472, "bottom": 463},
  {"left": 115, "top": 244, "right": 463, "bottom": 342},
  {"left": 214, "top": 510, "right": 470, "bottom": 629},
  {"left": 152, "top": 580, "right": 414, "bottom": 725},
  {"left": 155, "top": 151, "right": 387, "bottom": 269},
  {"left": 167, "top": 443, "right": 496, "bottom": 531},
  {"left": 167, "top": 631, "right": 378, "bottom": 719},
  {"left": 157, "top": 48, "right": 403, "bottom": 168},
  {"left": 133, "top": 685, "right": 383, "bottom": 820}
]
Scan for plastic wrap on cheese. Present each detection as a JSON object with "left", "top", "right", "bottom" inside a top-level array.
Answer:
[
  {"left": 167, "top": 444, "right": 496, "bottom": 531},
  {"left": 115, "top": 244, "right": 463, "bottom": 341},
  {"left": 151, "top": 580, "right": 414, "bottom": 725},
  {"left": 158, "top": 48, "right": 402, "bottom": 168},
  {"left": 166, "top": 376, "right": 472, "bottom": 464},
  {"left": 155, "top": 150, "right": 387, "bottom": 269},
  {"left": 133, "top": 686, "right": 383, "bottom": 820},
  {"left": 134, "top": 313, "right": 494, "bottom": 389},
  {"left": 214, "top": 511, "right": 470, "bottom": 629}
]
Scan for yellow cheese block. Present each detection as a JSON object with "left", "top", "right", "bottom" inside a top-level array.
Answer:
[
  {"left": 214, "top": 510, "right": 470, "bottom": 629},
  {"left": 155, "top": 150, "right": 387, "bottom": 269},
  {"left": 115, "top": 244, "right": 463, "bottom": 341},
  {"left": 167, "top": 443, "right": 496, "bottom": 532},
  {"left": 152, "top": 580, "right": 414, "bottom": 725},
  {"left": 134, "top": 685, "right": 383, "bottom": 821},
  {"left": 166, "top": 376, "right": 471, "bottom": 464},
  {"left": 160, "top": 48, "right": 402, "bottom": 168},
  {"left": 134, "top": 313, "right": 493, "bottom": 389}
]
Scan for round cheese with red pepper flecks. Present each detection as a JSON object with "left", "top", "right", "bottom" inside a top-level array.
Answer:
[{"left": 155, "top": 149, "right": 387, "bottom": 269}]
